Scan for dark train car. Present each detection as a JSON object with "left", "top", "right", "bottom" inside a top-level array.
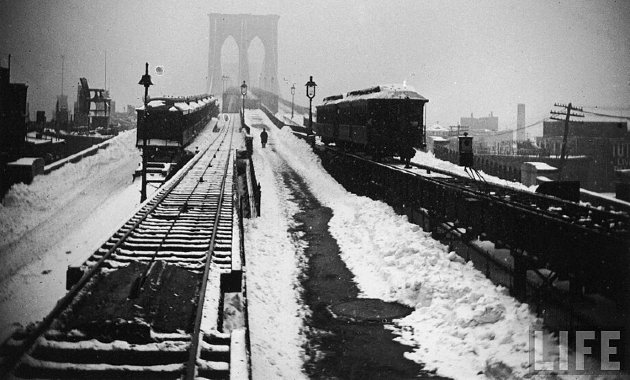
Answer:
[
  {"left": 136, "top": 94, "right": 219, "bottom": 149},
  {"left": 314, "top": 85, "right": 428, "bottom": 159}
]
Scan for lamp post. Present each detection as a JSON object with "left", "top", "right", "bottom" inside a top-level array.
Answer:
[
  {"left": 240, "top": 80, "right": 248, "bottom": 119},
  {"left": 221, "top": 75, "right": 229, "bottom": 97},
  {"left": 290, "top": 83, "right": 295, "bottom": 119},
  {"left": 138, "top": 62, "right": 153, "bottom": 203},
  {"left": 305, "top": 76, "right": 317, "bottom": 136},
  {"left": 221, "top": 75, "right": 229, "bottom": 113}
]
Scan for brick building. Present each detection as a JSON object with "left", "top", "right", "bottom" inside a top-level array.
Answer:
[{"left": 537, "top": 120, "right": 630, "bottom": 191}]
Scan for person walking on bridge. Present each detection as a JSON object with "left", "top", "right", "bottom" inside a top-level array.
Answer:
[{"left": 260, "top": 129, "right": 268, "bottom": 148}]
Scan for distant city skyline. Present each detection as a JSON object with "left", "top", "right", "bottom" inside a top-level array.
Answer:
[{"left": 1, "top": 0, "right": 628, "bottom": 136}]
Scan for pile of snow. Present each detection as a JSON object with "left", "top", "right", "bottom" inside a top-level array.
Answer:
[
  {"left": 276, "top": 102, "right": 305, "bottom": 126},
  {"left": 410, "top": 150, "right": 536, "bottom": 192},
  {"left": 0, "top": 131, "right": 138, "bottom": 251},
  {"left": 243, "top": 116, "right": 308, "bottom": 379},
  {"left": 247, "top": 110, "right": 559, "bottom": 379}
]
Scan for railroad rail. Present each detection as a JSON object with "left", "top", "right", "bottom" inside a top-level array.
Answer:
[
  {"left": 317, "top": 146, "right": 630, "bottom": 304},
  {"left": 0, "top": 116, "right": 245, "bottom": 379},
  {"left": 405, "top": 159, "right": 629, "bottom": 235}
]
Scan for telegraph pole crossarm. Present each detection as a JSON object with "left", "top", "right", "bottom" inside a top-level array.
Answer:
[{"left": 550, "top": 102, "right": 584, "bottom": 179}]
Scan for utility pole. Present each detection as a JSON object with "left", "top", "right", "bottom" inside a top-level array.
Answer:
[
  {"left": 550, "top": 102, "right": 584, "bottom": 179},
  {"left": 138, "top": 62, "right": 153, "bottom": 203}
]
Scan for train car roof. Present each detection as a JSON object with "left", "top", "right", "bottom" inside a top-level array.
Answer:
[
  {"left": 136, "top": 94, "right": 215, "bottom": 111},
  {"left": 321, "top": 84, "right": 428, "bottom": 105}
]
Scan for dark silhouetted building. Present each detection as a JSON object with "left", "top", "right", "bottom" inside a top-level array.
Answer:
[
  {"left": 36, "top": 111, "right": 46, "bottom": 127},
  {"left": 538, "top": 120, "right": 629, "bottom": 190},
  {"left": 56, "top": 94, "right": 69, "bottom": 131},
  {"left": 1, "top": 59, "right": 28, "bottom": 159},
  {"left": 74, "top": 78, "right": 110, "bottom": 130}
]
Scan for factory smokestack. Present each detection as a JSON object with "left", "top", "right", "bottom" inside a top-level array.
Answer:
[{"left": 516, "top": 103, "right": 525, "bottom": 141}]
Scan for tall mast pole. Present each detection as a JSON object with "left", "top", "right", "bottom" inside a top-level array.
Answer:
[{"left": 61, "top": 55, "right": 64, "bottom": 96}]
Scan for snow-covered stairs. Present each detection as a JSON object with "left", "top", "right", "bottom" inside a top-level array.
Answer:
[
  {"left": 197, "top": 331, "right": 231, "bottom": 379},
  {"left": 4, "top": 329, "right": 241, "bottom": 379},
  {"left": 9, "top": 330, "right": 190, "bottom": 379}
]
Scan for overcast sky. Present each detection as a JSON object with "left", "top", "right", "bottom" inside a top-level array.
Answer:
[{"left": 1, "top": 0, "right": 628, "bottom": 135}]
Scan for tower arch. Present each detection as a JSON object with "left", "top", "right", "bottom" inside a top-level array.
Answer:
[
  {"left": 247, "top": 36, "right": 265, "bottom": 88},
  {"left": 208, "top": 13, "right": 279, "bottom": 96},
  {"left": 219, "top": 35, "right": 239, "bottom": 89}
]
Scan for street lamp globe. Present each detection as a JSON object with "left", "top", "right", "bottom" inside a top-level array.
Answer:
[
  {"left": 305, "top": 76, "right": 317, "bottom": 138},
  {"left": 240, "top": 81, "right": 248, "bottom": 96},
  {"left": 290, "top": 83, "right": 295, "bottom": 95},
  {"left": 305, "top": 76, "right": 317, "bottom": 99}
]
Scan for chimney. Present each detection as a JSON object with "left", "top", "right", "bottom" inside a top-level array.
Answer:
[{"left": 517, "top": 104, "right": 526, "bottom": 141}]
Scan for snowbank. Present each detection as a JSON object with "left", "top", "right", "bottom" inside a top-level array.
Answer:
[
  {"left": 0, "top": 120, "right": 219, "bottom": 343},
  {"left": 0, "top": 131, "right": 139, "bottom": 263},
  {"left": 250, "top": 110, "right": 558, "bottom": 379},
  {"left": 411, "top": 150, "right": 536, "bottom": 192},
  {"left": 243, "top": 114, "right": 308, "bottom": 379}
]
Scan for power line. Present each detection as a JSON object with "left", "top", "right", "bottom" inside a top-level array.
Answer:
[
  {"left": 490, "top": 117, "right": 547, "bottom": 137},
  {"left": 581, "top": 109, "right": 630, "bottom": 121},
  {"left": 582, "top": 105, "right": 630, "bottom": 111}
]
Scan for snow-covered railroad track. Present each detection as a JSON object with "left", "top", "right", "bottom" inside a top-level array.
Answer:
[
  {"left": 326, "top": 146, "right": 629, "bottom": 235},
  {"left": 0, "top": 117, "right": 244, "bottom": 379},
  {"left": 318, "top": 146, "right": 629, "bottom": 305}
]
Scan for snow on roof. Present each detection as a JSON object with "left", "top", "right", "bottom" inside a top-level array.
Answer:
[
  {"left": 524, "top": 162, "right": 557, "bottom": 171},
  {"left": 350, "top": 85, "right": 428, "bottom": 101},
  {"left": 135, "top": 95, "right": 214, "bottom": 111},
  {"left": 135, "top": 99, "right": 167, "bottom": 111},
  {"left": 26, "top": 136, "right": 53, "bottom": 145},
  {"left": 379, "top": 83, "right": 417, "bottom": 92},
  {"left": 8, "top": 157, "right": 43, "bottom": 166},
  {"left": 429, "top": 136, "right": 448, "bottom": 142},
  {"left": 174, "top": 102, "right": 191, "bottom": 112},
  {"left": 427, "top": 123, "right": 447, "bottom": 131},
  {"left": 148, "top": 100, "right": 166, "bottom": 108},
  {"left": 323, "top": 84, "right": 428, "bottom": 105}
]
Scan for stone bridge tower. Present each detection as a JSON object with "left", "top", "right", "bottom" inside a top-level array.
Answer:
[{"left": 207, "top": 13, "right": 279, "bottom": 97}]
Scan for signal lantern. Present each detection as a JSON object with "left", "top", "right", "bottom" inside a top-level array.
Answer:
[{"left": 458, "top": 133, "right": 473, "bottom": 167}]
